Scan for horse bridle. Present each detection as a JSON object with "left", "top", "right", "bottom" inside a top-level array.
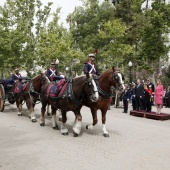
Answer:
[
  {"left": 83, "top": 77, "right": 98, "bottom": 97},
  {"left": 28, "top": 75, "right": 48, "bottom": 104},
  {"left": 94, "top": 71, "right": 121, "bottom": 98}
]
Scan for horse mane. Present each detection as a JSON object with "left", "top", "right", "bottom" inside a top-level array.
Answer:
[
  {"left": 73, "top": 75, "right": 85, "bottom": 80},
  {"left": 99, "top": 68, "right": 112, "bottom": 79},
  {"left": 32, "top": 73, "right": 44, "bottom": 81}
]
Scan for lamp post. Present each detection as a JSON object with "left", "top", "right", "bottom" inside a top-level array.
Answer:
[
  {"left": 56, "top": 59, "right": 59, "bottom": 69},
  {"left": 128, "top": 61, "right": 133, "bottom": 84},
  {"left": 65, "top": 67, "right": 69, "bottom": 77}
]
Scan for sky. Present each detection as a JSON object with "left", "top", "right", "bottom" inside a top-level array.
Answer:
[{"left": 0, "top": 0, "right": 82, "bottom": 28}]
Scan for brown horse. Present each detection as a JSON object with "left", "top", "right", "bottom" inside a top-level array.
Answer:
[
  {"left": 84, "top": 67, "right": 125, "bottom": 137},
  {"left": 40, "top": 74, "right": 99, "bottom": 136},
  {"left": 12, "top": 73, "right": 49, "bottom": 122}
]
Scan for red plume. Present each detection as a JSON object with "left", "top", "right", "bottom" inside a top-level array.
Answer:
[{"left": 94, "top": 49, "right": 99, "bottom": 55}]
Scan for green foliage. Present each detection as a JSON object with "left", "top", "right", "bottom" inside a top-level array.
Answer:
[{"left": 0, "top": 0, "right": 170, "bottom": 81}]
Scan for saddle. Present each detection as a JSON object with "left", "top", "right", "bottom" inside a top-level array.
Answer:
[
  {"left": 14, "top": 81, "right": 29, "bottom": 93},
  {"left": 47, "top": 79, "right": 67, "bottom": 97}
]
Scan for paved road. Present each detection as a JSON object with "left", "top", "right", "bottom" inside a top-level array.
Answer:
[{"left": 0, "top": 102, "right": 170, "bottom": 170}]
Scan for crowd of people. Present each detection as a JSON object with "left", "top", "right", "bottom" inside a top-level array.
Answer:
[{"left": 116, "top": 79, "right": 170, "bottom": 114}]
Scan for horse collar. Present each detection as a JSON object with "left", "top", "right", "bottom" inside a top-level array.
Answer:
[
  {"left": 67, "top": 78, "right": 83, "bottom": 105},
  {"left": 95, "top": 79, "right": 111, "bottom": 99}
]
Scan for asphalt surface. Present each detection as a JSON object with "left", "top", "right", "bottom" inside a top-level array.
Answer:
[{"left": 0, "top": 102, "right": 170, "bottom": 170}]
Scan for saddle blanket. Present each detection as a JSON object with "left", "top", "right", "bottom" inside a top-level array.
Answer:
[
  {"left": 47, "top": 79, "right": 67, "bottom": 97},
  {"left": 14, "top": 82, "right": 29, "bottom": 93}
]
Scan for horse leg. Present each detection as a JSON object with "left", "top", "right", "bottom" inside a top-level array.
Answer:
[
  {"left": 51, "top": 106, "right": 58, "bottom": 130},
  {"left": 101, "top": 109, "right": 109, "bottom": 137},
  {"left": 30, "top": 104, "right": 36, "bottom": 122},
  {"left": 26, "top": 98, "right": 36, "bottom": 122},
  {"left": 60, "top": 111, "right": 68, "bottom": 135},
  {"left": 40, "top": 102, "right": 46, "bottom": 126},
  {"left": 16, "top": 98, "right": 22, "bottom": 116},
  {"left": 46, "top": 104, "right": 51, "bottom": 116},
  {"left": 72, "top": 112, "right": 82, "bottom": 137},
  {"left": 86, "top": 108, "right": 98, "bottom": 130},
  {"left": 57, "top": 109, "right": 62, "bottom": 122}
]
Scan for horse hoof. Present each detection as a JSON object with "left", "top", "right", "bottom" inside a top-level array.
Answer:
[
  {"left": 32, "top": 119, "right": 37, "bottom": 123},
  {"left": 62, "top": 132, "right": 68, "bottom": 136},
  {"left": 53, "top": 126, "right": 59, "bottom": 130},
  {"left": 29, "top": 116, "right": 31, "bottom": 119},
  {"left": 73, "top": 132, "right": 79, "bottom": 137},
  {"left": 40, "top": 123, "right": 45, "bottom": 126},
  {"left": 18, "top": 114, "right": 22, "bottom": 116},
  {"left": 86, "top": 125, "right": 88, "bottom": 129},
  {"left": 103, "top": 133, "right": 110, "bottom": 137},
  {"left": 47, "top": 113, "right": 51, "bottom": 116}
]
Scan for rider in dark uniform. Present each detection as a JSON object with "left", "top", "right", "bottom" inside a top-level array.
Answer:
[
  {"left": 46, "top": 63, "right": 63, "bottom": 82},
  {"left": 84, "top": 53, "right": 99, "bottom": 76},
  {"left": 11, "top": 68, "right": 22, "bottom": 82}
]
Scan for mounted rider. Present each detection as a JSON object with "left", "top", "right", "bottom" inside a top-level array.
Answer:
[
  {"left": 83, "top": 53, "right": 100, "bottom": 77},
  {"left": 46, "top": 62, "right": 63, "bottom": 82},
  {"left": 11, "top": 68, "right": 22, "bottom": 83}
]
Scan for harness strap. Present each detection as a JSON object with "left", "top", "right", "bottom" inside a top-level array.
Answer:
[
  {"left": 95, "top": 79, "right": 111, "bottom": 99},
  {"left": 67, "top": 78, "right": 83, "bottom": 105}
]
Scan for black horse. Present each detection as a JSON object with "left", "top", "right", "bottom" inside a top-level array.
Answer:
[{"left": 40, "top": 73, "right": 99, "bottom": 136}]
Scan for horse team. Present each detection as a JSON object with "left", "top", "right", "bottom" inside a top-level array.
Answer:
[{"left": 11, "top": 67, "right": 124, "bottom": 137}]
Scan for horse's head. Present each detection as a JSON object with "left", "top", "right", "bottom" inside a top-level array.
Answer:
[
  {"left": 111, "top": 67, "right": 125, "bottom": 91},
  {"left": 40, "top": 73, "right": 50, "bottom": 86},
  {"left": 31, "top": 73, "right": 50, "bottom": 93},
  {"left": 84, "top": 73, "right": 99, "bottom": 102}
]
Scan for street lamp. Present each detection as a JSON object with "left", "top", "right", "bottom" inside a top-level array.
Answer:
[
  {"left": 128, "top": 61, "right": 133, "bottom": 84},
  {"left": 56, "top": 59, "right": 59, "bottom": 69},
  {"left": 65, "top": 67, "right": 69, "bottom": 77}
]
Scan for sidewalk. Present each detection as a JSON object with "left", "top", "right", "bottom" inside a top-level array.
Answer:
[{"left": 0, "top": 103, "right": 170, "bottom": 170}]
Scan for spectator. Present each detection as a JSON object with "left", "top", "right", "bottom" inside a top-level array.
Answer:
[
  {"left": 146, "top": 78, "right": 155, "bottom": 106},
  {"left": 165, "top": 86, "right": 170, "bottom": 108},
  {"left": 144, "top": 84, "right": 152, "bottom": 112},
  {"left": 155, "top": 79, "right": 164, "bottom": 114},
  {"left": 130, "top": 82, "right": 136, "bottom": 110},
  {"left": 122, "top": 85, "right": 131, "bottom": 113},
  {"left": 135, "top": 79, "right": 144, "bottom": 111}
]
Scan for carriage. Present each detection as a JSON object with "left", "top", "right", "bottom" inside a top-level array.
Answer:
[{"left": 0, "top": 79, "right": 15, "bottom": 112}]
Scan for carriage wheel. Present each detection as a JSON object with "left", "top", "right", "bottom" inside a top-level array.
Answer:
[{"left": 0, "top": 84, "right": 5, "bottom": 112}]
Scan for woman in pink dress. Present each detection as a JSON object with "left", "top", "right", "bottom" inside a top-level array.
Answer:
[{"left": 155, "top": 79, "right": 164, "bottom": 114}]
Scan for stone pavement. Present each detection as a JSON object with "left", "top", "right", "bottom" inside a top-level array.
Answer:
[{"left": 0, "top": 103, "right": 170, "bottom": 170}]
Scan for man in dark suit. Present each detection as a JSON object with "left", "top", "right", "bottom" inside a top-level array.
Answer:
[
  {"left": 122, "top": 85, "right": 131, "bottom": 113},
  {"left": 135, "top": 79, "right": 144, "bottom": 111}
]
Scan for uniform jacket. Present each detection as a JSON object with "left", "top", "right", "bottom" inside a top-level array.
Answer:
[
  {"left": 147, "top": 82, "right": 155, "bottom": 93},
  {"left": 84, "top": 62, "right": 99, "bottom": 75},
  {"left": 46, "top": 68, "right": 60, "bottom": 81},
  {"left": 144, "top": 89, "right": 152, "bottom": 103},
  {"left": 11, "top": 73, "right": 22, "bottom": 82},
  {"left": 122, "top": 89, "right": 131, "bottom": 100}
]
